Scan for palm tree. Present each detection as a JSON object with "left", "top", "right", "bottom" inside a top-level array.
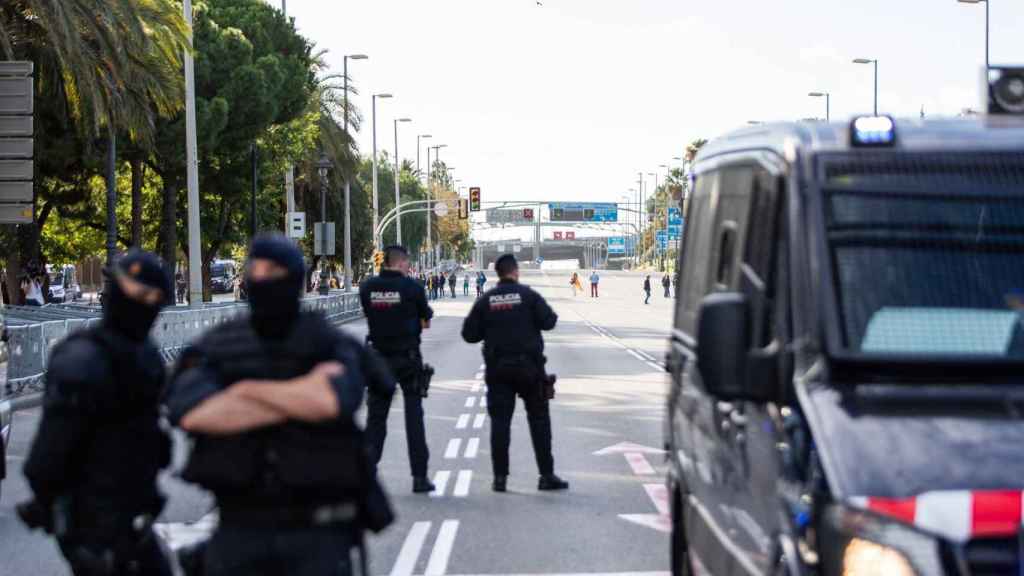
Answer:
[{"left": 0, "top": 0, "right": 189, "bottom": 299}]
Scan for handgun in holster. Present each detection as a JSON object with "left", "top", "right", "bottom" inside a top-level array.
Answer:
[{"left": 419, "top": 363, "right": 435, "bottom": 398}]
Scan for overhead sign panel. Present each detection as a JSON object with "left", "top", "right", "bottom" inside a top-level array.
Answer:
[
  {"left": 668, "top": 207, "right": 683, "bottom": 226},
  {"left": 608, "top": 237, "right": 626, "bottom": 254},
  {"left": 486, "top": 208, "right": 533, "bottom": 224},
  {"left": 548, "top": 202, "right": 618, "bottom": 222}
]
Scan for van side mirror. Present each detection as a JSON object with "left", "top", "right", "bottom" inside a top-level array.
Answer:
[{"left": 696, "top": 292, "right": 777, "bottom": 402}]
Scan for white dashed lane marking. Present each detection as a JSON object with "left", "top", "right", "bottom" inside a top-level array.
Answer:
[
  {"left": 390, "top": 521, "right": 432, "bottom": 576},
  {"left": 431, "top": 471, "right": 451, "bottom": 498},
  {"left": 425, "top": 520, "right": 460, "bottom": 576},
  {"left": 453, "top": 470, "right": 473, "bottom": 498},
  {"left": 464, "top": 437, "right": 480, "bottom": 459},
  {"left": 472, "top": 413, "right": 486, "bottom": 429},
  {"left": 444, "top": 439, "right": 462, "bottom": 459},
  {"left": 455, "top": 414, "right": 470, "bottom": 429},
  {"left": 465, "top": 397, "right": 477, "bottom": 408}
]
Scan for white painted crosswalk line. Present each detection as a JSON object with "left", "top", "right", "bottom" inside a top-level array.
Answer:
[
  {"left": 465, "top": 397, "right": 477, "bottom": 408},
  {"left": 453, "top": 470, "right": 473, "bottom": 497},
  {"left": 455, "top": 414, "right": 470, "bottom": 429},
  {"left": 389, "top": 521, "right": 432, "bottom": 576},
  {"left": 472, "top": 413, "right": 486, "bottom": 429},
  {"left": 444, "top": 439, "right": 462, "bottom": 459},
  {"left": 431, "top": 471, "right": 451, "bottom": 498},
  {"left": 425, "top": 520, "right": 460, "bottom": 576},
  {"left": 464, "top": 437, "right": 480, "bottom": 459}
]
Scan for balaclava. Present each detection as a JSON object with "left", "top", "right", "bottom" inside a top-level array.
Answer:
[
  {"left": 246, "top": 234, "right": 305, "bottom": 338},
  {"left": 104, "top": 250, "right": 172, "bottom": 342}
]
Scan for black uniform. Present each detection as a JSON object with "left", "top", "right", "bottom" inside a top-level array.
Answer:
[
  {"left": 164, "top": 235, "right": 392, "bottom": 576},
  {"left": 359, "top": 269, "right": 433, "bottom": 481},
  {"left": 461, "top": 278, "right": 559, "bottom": 481},
  {"left": 22, "top": 250, "right": 173, "bottom": 576}
]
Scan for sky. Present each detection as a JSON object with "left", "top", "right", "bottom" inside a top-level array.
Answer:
[{"left": 281, "top": 0, "right": 1022, "bottom": 226}]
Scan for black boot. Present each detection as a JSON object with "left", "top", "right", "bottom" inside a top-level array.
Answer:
[
  {"left": 538, "top": 474, "right": 569, "bottom": 491},
  {"left": 413, "top": 476, "right": 436, "bottom": 494},
  {"left": 492, "top": 476, "right": 508, "bottom": 493}
]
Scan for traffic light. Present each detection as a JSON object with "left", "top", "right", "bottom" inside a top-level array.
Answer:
[
  {"left": 469, "top": 187, "right": 481, "bottom": 212},
  {"left": 459, "top": 198, "right": 469, "bottom": 219},
  {"left": 373, "top": 251, "right": 384, "bottom": 271}
]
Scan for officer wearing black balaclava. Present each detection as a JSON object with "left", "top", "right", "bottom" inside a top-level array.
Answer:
[
  {"left": 164, "top": 233, "right": 391, "bottom": 576},
  {"left": 20, "top": 249, "right": 174, "bottom": 575}
]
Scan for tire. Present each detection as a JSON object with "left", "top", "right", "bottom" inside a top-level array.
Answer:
[{"left": 671, "top": 487, "right": 694, "bottom": 576}]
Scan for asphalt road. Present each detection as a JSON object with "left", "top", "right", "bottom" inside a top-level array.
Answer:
[{"left": 0, "top": 269, "right": 678, "bottom": 576}]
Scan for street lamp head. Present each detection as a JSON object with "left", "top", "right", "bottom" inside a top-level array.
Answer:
[
  {"left": 420, "top": 134, "right": 432, "bottom": 139},
  {"left": 852, "top": 58, "right": 874, "bottom": 64},
  {"left": 315, "top": 152, "right": 332, "bottom": 177},
  {"left": 647, "top": 172, "right": 656, "bottom": 176},
  {"left": 958, "top": 0, "right": 985, "bottom": 4},
  {"left": 747, "top": 120, "right": 763, "bottom": 125},
  {"left": 672, "top": 156, "right": 683, "bottom": 161},
  {"left": 375, "top": 93, "right": 393, "bottom": 99},
  {"left": 398, "top": 118, "right": 412, "bottom": 123},
  {"left": 348, "top": 54, "right": 369, "bottom": 60},
  {"left": 658, "top": 164, "right": 668, "bottom": 168},
  {"left": 436, "top": 144, "right": 448, "bottom": 149},
  {"left": 809, "top": 91, "right": 828, "bottom": 97}
]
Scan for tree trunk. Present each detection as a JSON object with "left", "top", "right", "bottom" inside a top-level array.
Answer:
[
  {"left": 159, "top": 177, "right": 177, "bottom": 275},
  {"left": 130, "top": 158, "right": 144, "bottom": 248}
]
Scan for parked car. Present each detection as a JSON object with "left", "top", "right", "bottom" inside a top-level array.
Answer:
[
  {"left": 210, "top": 259, "right": 238, "bottom": 294},
  {"left": 667, "top": 112, "right": 1024, "bottom": 575},
  {"left": 46, "top": 265, "right": 82, "bottom": 303}
]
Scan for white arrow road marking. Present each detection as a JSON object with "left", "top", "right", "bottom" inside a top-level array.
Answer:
[
  {"left": 154, "top": 511, "right": 218, "bottom": 551},
  {"left": 425, "top": 520, "right": 460, "bottom": 576},
  {"left": 390, "top": 521, "right": 432, "bottom": 576},
  {"left": 624, "top": 452, "right": 656, "bottom": 475},
  {"left": 453, "top": 470, "right": 473, "bottom": 497},
  {"left": 456, "top": 414, "right": 470, "bottom": 429},
  {"left": 617, "top": 484, "right": 671, "bottom": 533},
  {"left": 431, "top": 471, "right": 451, "bottom": 498},
  {"left": 593, "top": 442, "right": 666, "bottom": 456},
  {"left": 472, "top": 413, "right": 486, "bottom": 429},
  {"left": 445, "top": 439, "right": 463, "bottom": 459},
  {"left": 464, "top": 437, "right": 480, "bottom": 459}
]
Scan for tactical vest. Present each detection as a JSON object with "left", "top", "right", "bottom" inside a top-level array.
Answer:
[
  {"left": 62, "top": 328, "right": 171, "bottom": 535},
  {"left": 181, "top": 313, "right": 368, "bottom": 506}
]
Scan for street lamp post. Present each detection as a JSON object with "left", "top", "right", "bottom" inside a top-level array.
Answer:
[
  {"left": 394, "top": 117, "right": 411, "bottom": 245},
  {"left": 371, "top": 93, "right": 393, "bottom": 250},
  {"left": 809, "top": 91, "right": 831, "bottom": 122},
  {"left": 853, "top": 58, "right": 878, "bottom": 115},
  {"left": 637, "top": 173, "right": 645, "bottom": 266},
  {"left": 658, "top": 164, "right": 670, "bottom": 271},
  {"left": 316, "top": 153, "right": 333, "bottom": 295},
  {"left": 427, "top": 144, "right": 447, "bottom": 268},
  {"left": 342, "top": 54, "right": 367, "bottom": 291},
  {"left": 958, "top": 0, "right": 990, "bottom": 71},
  {"left": 417, "top": 134, "right": 431, "bottom": 179}
]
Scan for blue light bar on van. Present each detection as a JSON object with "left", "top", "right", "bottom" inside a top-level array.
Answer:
[{"left": 850, "top": 115, "right": 896, "bottom": 147}]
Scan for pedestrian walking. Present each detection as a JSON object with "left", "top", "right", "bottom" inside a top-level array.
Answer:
[
  {"left": 449, "top": 273, "right": 457, "bottom": 298},
  {"left": 662, "top": 273, "right": 671, "bottom": 298},
  {"left": 569, "top": 272, "right": 583, "bottom": 297},
  {"left": 462, "top": 254, "right": 569, "bottom": 493},
  {"left": 360, "top": 245, "right": 436, "bottom": 494},
  {"left": 463, "top": 274, "right": 470, "bottom": 296},
  {"left": 589, "top": 270, "right": 600, "bottom": 298},
  {"left": 643, "top": 275, "right": 652, "bottom": 305},
  {"left": 21, "top": 250, "right": 174, "bottom": 575},
  {"left": 164, "top": 234, "right": 393, "bottom": 576}
]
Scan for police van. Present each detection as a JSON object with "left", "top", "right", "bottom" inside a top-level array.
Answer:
[{"left": 666, "top": 68, "right": 1024, "bottom": 575}]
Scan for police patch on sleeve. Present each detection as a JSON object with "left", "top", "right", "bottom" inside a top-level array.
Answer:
[
  {"left": 370, "top": 291, "right": 402, "bottom": 309},
  {"left": 489, "top": 293, "right": 522, "bottom": 310}
]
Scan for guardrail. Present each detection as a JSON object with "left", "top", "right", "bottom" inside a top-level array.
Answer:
[{"left": 1, "top": 291, "right": 363, "bottom": 409}]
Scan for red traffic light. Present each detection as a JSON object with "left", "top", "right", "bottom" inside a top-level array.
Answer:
[{"left": 469, "top": 187, "right": 481, "bottom": 211}]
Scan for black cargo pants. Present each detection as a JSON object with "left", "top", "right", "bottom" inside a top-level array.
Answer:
[
  {"left": 204, "top": 523, "right": 359, "bottom": 576},
  {"left": 365, "top": 349, "right": 430, "bottom": 478},
  {"left": 485, "top": 357, "right": 554, "bottom": 477},
  {"left": 59, "top": 528, "right": 172, "bottom": 576}
]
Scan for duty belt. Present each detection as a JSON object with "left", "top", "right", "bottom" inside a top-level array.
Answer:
[{"left": 219, "top": 502, "right": 359, "bottom": 528}]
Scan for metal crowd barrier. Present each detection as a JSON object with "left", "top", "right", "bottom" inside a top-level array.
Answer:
[{"left": 1, "top": 291, "right": 363, "bottom": 409}]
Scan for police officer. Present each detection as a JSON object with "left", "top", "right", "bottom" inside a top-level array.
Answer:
[
  {"left": 360, "top": 245, "right": 436, "bottom": 493},
  {"left": 21, "top": 250, "right": 173, "bottom": 575},
  {"left": 164, "top": 234, "right": 391, "bottom": 576},
  {"left": 461, "top": 254, "right": 569, "bottom": 493}
]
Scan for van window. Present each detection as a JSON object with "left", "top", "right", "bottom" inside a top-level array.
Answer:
[
  {"left": 715, "top": 225, "right": 737, "bottom": 287},
  {"left": 674, "top": 172, "right": 718, "bottom": 335},
  {"left": 709, "top": 165, "right": 754, "bottom": 290}
]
